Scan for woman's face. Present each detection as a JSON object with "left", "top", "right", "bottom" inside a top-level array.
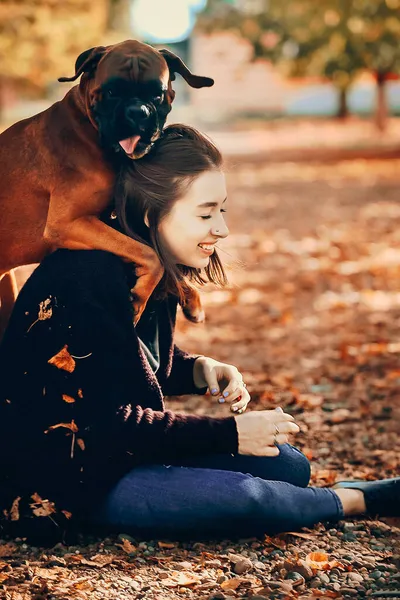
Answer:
[{"left": 158, "top": 170, "right": 229, "bottom": 269}]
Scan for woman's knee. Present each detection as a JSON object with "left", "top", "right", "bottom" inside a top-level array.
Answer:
[{"left": 279, "top": 444, "right": 311, "bottom": 487}]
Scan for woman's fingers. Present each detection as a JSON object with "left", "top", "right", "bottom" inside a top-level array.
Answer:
[
  {"left": 219, "top": 376, "right": 244, "bottom": 404},
  {"left": 202, "top": 364, "right": 220, "bottom": 397},
  {"left": 260, "top": 445, "right": 281, "bottom": 457},
  {"left": 274, "top": 421, "right": 300, "bottom": 434},
  {"left": 281, "top": 412, "right": 296, "bottom": 421},
  {"left": 272, "top": 433, "right": 289, "bottom": 445},
  {"left": 231, "top": 390, "right": 251, "bottom": 413}
]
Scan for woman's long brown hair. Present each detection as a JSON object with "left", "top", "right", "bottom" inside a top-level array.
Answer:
[{"left": 113, "top": 124, "right": 228, "bottom": 301}]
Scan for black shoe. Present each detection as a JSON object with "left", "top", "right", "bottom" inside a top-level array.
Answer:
[{"left": 332, "top": 477, "right": 400, "bottom": 517}]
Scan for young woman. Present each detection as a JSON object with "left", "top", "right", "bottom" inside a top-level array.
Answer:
[{"left": 0, "top": 124, "right": 398, "bottom": 545}]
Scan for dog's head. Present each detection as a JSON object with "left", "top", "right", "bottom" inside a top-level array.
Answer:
[{"left": 59, "top": 40, "right": 214, "bottom": 160}]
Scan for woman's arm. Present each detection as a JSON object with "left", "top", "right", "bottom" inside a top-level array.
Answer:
[
  {"left": 162, "top": 345, "right": 208, "bottom": 396},
  {"left": 4, "top": 251, "right": 238, "bottom": 467}
]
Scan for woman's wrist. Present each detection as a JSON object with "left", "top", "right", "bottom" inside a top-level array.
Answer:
[{"left": 193, "top": 355, "right": 207, "bottom": 389}]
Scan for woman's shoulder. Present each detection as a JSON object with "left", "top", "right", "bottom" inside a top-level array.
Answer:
[
  {"left": 42, "top": 249, "right": 125, "bottom": 274},
  {"left": 20, "top": 250, "right": 132, "bottom": 305}
]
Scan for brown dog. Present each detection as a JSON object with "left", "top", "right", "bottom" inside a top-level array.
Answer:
[{"left": 0, "top": 40, "right": 213, "bottom": 336}]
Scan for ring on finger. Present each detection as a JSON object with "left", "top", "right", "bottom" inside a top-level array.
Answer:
[{"left": 273, "top": 424, "right": 280, "bottom": 446}]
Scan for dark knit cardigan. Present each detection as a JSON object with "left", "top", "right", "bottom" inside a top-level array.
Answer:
[{"left": 0, "top": 250, "right": 238, "bottom": 539}]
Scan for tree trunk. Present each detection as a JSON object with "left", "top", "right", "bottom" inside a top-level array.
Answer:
[
  {"left": 375, "top": 71, "right": 388, "bottom": 132},
  {"left": 337, "top": 87, "right": 349, "bottom": 119}
]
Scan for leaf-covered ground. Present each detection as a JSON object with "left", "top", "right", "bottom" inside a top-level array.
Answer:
[{"left": 1, "top": 137, "right": 400, "bottom": 599}]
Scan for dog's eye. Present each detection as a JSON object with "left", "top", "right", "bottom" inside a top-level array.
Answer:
[
  {"left": 153, "top": 95, "right": 163, "bottom": 104},
  {"left": 107, "top": 89, "right": 114, "bottom": 97}
]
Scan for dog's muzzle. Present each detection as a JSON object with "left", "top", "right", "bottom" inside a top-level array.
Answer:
[{"left": 118, "top": 101, "right": 159, "bottom": 158}]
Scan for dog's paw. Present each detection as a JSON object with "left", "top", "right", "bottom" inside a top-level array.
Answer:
[{"left": 182, "top": 306, "right": 206, "bottom": 323}]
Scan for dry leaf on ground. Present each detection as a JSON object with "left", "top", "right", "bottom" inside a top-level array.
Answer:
[
  {"left": 116, "top": 538, "right": 137, "bottom": 554},
  {"left": 158, "top": 541, "right": 176, "bottom": 549},
  {"left": 220, "top": 577, "right": 247, "bottom": 591},
  {"left": 162, "top": 571, "right": 202, "bottom": 587}
]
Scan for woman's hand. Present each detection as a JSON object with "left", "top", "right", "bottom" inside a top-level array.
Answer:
[
  {"left": 193, "top": 356, "right": 251, "bottom": 414},
  {"left": 235, "top": 408, "right": 300, "bottom": 456}
]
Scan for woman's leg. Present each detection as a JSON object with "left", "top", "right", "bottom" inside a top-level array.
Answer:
[
  {"left": 95, "top": 464, "right": 343, "bottom": 540},
  {"left": 167, "top": 443, "right": 311, "bottom": 488}
]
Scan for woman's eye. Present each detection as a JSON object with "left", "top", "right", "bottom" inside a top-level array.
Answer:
[
  {"left": 221, "top": 209, "right": 227, "bottom": 213},
  {"left": 200, "top": 216, "right": 212, "bottom": 220}
]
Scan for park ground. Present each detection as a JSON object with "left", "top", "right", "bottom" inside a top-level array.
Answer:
[{"left": 1, "top": 118, "right": 400, "bottom": 599}]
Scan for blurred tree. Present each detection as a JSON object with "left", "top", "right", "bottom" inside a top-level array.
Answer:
[
  {"left": 197, "top": 0, "right": 400, "bottom": 128},
  {"left": 0, "top": 0, "right": 109, "bottom": 115}
]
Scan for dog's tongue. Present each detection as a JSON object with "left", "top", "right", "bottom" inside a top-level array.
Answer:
[{"left": 119, "top": 135, "right": 141, "bottom": 155}]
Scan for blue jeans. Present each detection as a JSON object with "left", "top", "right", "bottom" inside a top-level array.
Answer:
[{"left": 95, "top": 444, "right": 344, "bottom": 540}]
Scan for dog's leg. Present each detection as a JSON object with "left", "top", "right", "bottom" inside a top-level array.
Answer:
[
  {"left": 44, "top": 215, "right": 163, "bottom": 322},
  {"left": 0, "top": 270, "right": 19, "bottom": 340},
  {"left": 180, "top": 286, "right": 205, "bottom": 323}
]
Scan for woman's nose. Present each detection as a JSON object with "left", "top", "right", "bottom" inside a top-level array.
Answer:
[
  {"left": 211, "top": 223, "right": 229, "bottom": 238},
  {"left": 211, "top": 220, "right": 229, "bottom": 238}
]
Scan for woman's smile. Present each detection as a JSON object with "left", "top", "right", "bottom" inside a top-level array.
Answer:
[{"left": 198, "top": 242, "right": 216, "bottom": 255}]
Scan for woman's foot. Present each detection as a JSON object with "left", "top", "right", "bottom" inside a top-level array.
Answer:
[
  {"left": 332, "top": 477, "right": 400, "bottom": 518},
  {"left": 333, "top": 487, "right": 366, "bottom": 516}
]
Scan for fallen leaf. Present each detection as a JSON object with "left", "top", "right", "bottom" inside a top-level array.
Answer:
[
  {"left": 27, "top": 298, "right": 53, "bottom": 332},
  {"left": 328, "top": 408, "right": 352, "bottom": 423},
  {"left": 74, "top": 579, "right": 94, "bottom": 591},
  {"left": 301, "top": 447, "right": 314, "bottom": 460},
  {"left": 61, "top": 510, "right": 72, "bottom": 519},
  {"left": 30, "top": 493, "right": 56, "bottom": 517},
  {"left": 10, "top": 496, "right": 21, "bottom": 521},
  {"left": 48, "top": 345, "right": 76, "bottom": 373},
  {"left": 297, "top": 393, "right": 324, "bottom": 409},
  {"left": 162, "top": 571, "right": 202, "bottom": 587},
  {"left": 77, "top": 438, "right": 85, "bottom": 451},
  {"left": 38, "top": 298, "right": 53, "bottom": 320},
  {"left": 77, "top": 388, "right": 84, "bottom": 398},
  {"left": 285, "top": 531, "right": 321, "bottom": 540},
  {"left": 81, "top": 555, "right": 115, "bottom": 568},
  {"left": 31, "top": 567, "right": 60, "bottom": 580},
  {"left": 313, "top": 470, "right": 337, "bottom": 485},
  {"left": 220, "top": 578, "right": 245, "bottom": 591},
  {"left": 158, "top": 541, "right": 176, "bottom": 549},
  {"left": 62, "top": 394, "right": 75, "bottom": 404},
  {"left": 116, "top": 538, "right": 137, "bottom": 554},
  {"left": 264, "top": 535, "right": 287, "bottom": 549},
  {"left": 65, "top": 554, "right": 84, "bottom": 564},
  {"left": 305, "top": 552, "right": 345, "bottom": 572},
  {"left": 311, "top": 591, "right": 341, "bottom": 597},
  {"left": 45, "top": 420, "right": 78, "bottom": 434},
  {"left": 387, "top": 369, "right": 400, "bottom": 380},
  {"left": 306, "top": 551, "right": 329, "bottom": 569},
  {"left": 0, "top": 543, "right": 17, "bottom": 557}
]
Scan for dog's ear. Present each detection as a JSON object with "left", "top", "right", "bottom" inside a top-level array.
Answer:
[
  {"left": 58, "top": 46, "right": 106, "bottom": 83},
  {"left": 159, "top": 49, "right": 214, "bottom": 89}
]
